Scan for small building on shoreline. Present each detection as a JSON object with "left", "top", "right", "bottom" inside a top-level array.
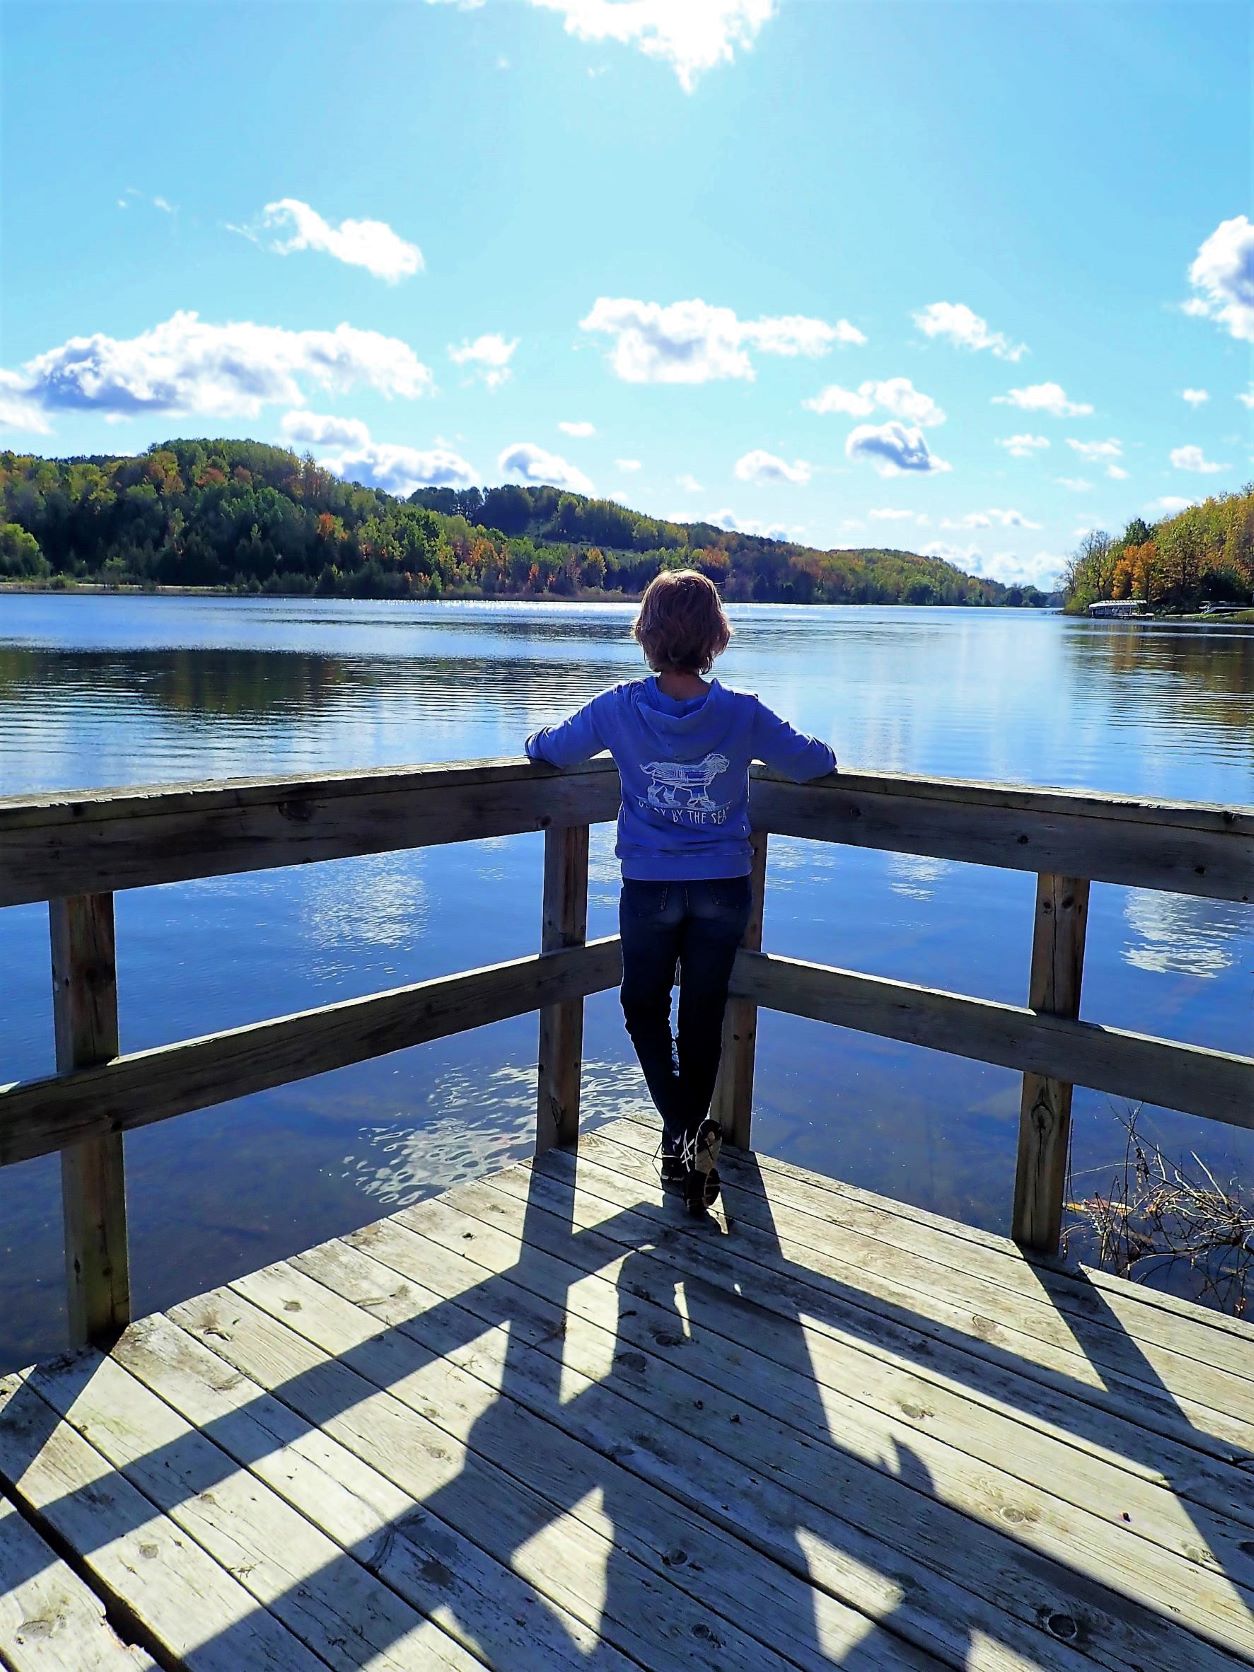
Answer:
[{"left": 1087, "top": 598, "right": 1146, "bottom": 618}]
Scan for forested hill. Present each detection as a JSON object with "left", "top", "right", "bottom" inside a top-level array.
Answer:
[{"left": 0, "top": 437, "right": 1042, "bottom": 606}]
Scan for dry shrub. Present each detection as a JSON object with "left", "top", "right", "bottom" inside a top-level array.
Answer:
[{"left": 1063, "top": 1105, "right": 1253, "bottom": 1318}]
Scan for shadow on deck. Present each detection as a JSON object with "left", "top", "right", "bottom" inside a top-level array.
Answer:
[{"left": 2, "top": 1116, "right": 1252, "bottom": 1671}]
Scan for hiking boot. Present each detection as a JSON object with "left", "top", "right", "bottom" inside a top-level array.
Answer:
[
  {"left": 680, "top": 1116, "right": 723, "bottom": 1181},
  {"left": 685, "top": 1165, "right": 721, "bottom": 1215},
  {"left": 656, "top": 1133, "right": 686, "bottom": 1199}
]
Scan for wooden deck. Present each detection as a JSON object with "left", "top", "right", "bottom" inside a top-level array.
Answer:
[{"left": 2, "top": 1117, "right": 1252, "bottom": 1672}]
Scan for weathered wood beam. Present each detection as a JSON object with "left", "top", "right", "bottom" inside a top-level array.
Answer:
[
  {"left": 729, "top": 950, "right": 1254, "bottom": 1131},
  {"left": 710, "top": 832, "right": 769, "bottom": 1149},
  {"left": 0, "top": 939, "right": 623, "bottom": 1168},
  {"left": 1013, "top": 875, "right": 1090, "bottom": 1253},
  {"left": 0, "top": 758, "right": 621, "bottom": 908},
  {"left": 750, "top": 774, "right": 1251, "bottom": 904},
  {"left": 536, "top": 824, "right": 589, "bottom": 1154},
  {"left": 50, "top": 894, "right": 131, "bottom": 1348},
  {"left": 3, "top": 758, "right": 1247, "bottom": 908}
]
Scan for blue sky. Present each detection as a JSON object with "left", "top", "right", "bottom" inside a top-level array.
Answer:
[{"left": 1, "top": 0, "right": 1249, "bottom": 588}]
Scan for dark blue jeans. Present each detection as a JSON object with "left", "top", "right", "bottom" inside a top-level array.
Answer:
[{"left": 618, "top": 876, "right": 753, "bottom": 1144}]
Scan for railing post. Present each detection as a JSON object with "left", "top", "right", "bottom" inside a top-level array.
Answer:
[
  {"left": 50, "top": 892, "right": 131, "bottom": 1347},
  {"left": 710, "top": 831, "right": 769, "bottom": 1150},
  {"left": 536, "top": 824, "right": 589, "bottom": 1155},
  {"left": 1012, "top": 872, "right": 1090, "bottom": 1253}
]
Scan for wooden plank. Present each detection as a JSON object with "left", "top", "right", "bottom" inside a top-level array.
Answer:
[
  {"left": 0, "top": 1372, "right": 322, "bottom": 1671},
  {"left": 174, "top": 1274, "right": 797, "bottom": 1672},
  {"left": 539, "top": 1142, "right": 1254, "bottom": 1526},
  {"left": 278, "top": 1246, "right": 921, "bottom": 1672},
  {"left": 539, "top": 1138, "right": 1254, "bottom": 1466},
  {"left": 293, "top": 1238, "right": 951, "bottom": 1672},
  {"left": 535, "top": 824, "right": 588, "bottom": 1154},
  {"left": 4, "top": 756, "right": 1246, "bottom": 905},
  {"left": 606, "top": 1108, "right": 1254, "bottom": 1354},
  {"left": 0, "top": 937, "right": 622, "bottom": 1167},
  {"left": 709, "top": 830, "right": 768, "bottom": 1148},
  {"left": 379, "top": 1178, "right": 1254, "bottom": 1664},
  {"left": 451, "top": 1165, "right": 1254, "bottom": 1572},
  {"left": 729, "top": 949, "right": 1254, "bottom": 1130},
  {"left": 1014, "top": 875, "right": 1090, "bottom": 1252},
  {"left": 0, "top": 757, "right": 620, "bottom": 908},
  {"left": 598, "top": 1114, "right": 1254, "bottom": 1387},
  {"left": 750, "top": 772, "right": 1252, "bottom": 902},
  {"left": 0, "top": 1493, "right": 154, "bottom": 1670},
  {"left": 49, "top": 896, "right": 130, "bottom": 1350},
  {"left": 23, "top": 1348, "right": 477, "bottom": 1672},
  {"left": 571, "top": 1129, "right": 1254, "bottom": 1436},
  {"left": 111, "top": 1312, "right": 594, "bottom": 1672}
]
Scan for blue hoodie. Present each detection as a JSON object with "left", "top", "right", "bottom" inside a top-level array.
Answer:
[{"left": 525, "top": 677, "right": 836, "bottom": 880}]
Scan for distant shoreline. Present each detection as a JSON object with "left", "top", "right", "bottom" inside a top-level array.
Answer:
[{"left": 0, "top": 581, "right": 1053, "bottom": 609}]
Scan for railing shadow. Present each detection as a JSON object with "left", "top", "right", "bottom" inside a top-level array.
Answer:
[{"left": 1, "top": 1139, "right": 1252, "bottom": 1670}]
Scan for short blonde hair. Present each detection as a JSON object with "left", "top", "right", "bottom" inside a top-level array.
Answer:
[{"left": 632, "top": 569, "right": 731, "bottom": 674}]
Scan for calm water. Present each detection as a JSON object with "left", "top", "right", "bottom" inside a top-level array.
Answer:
[{"left": 1, "top": 596, "right": 1250, "bottom": 1368}]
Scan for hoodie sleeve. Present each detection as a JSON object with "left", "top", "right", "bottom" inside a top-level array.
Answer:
[
  {"left": 750, "top": 699, "right": 837, "bottom": 781},
  {"left": 525, "top": 693, "right": 612, "bottom": 767}
]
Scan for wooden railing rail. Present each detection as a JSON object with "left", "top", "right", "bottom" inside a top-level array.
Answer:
[{"left": 1, "top": 757, "right": 1249, "bottom": 1347}]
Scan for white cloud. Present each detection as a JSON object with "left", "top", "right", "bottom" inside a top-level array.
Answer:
[
  {"left": 526, "top": 0, "right": 775, "bottom": 92},
  {"left": 1185, "top": 215, "right": 1254, "bottom": 342},
  {"left": 118, "top": 187, "right": 177, "bottom": 214},
  {"left": 708, "top": 507, "right": 802, "bottom": 540},
  {"left": 804, "top": 384, "right": 873, "bottom": 418},
  {"left": 615, "top": 457, "right": 642, "bottom": 471},
  {"left": 846, "top": 421, "right": 950, "bottom": 476},
  {"left": 733, "top": 448, "right": 811, "bottom": 485},
  {"left": 1181, "top": 388, "right": 1209, "bottom": 406},
  {"left": 1065, "top": 438, "right": 1128, "bottom": 481},
  {"left": 1238, "top": 389, "right": 1254, "bottom": 409},
  {"left": 580, "top": 296, "right": 863, "bottom": 384},
  {"left": 448, "top": 332, "right": 518, "bottom": 389},
  {"left": 499, "top": 441, "right": 593, "bottom": 493},
  {"left": 996, "top": 433, "right": 1050, "bottom": 458},
  {"left": 805, "top": 376, "right": 944, "bottom": 427},
  {"left": 676, "top": 472, "right": 703, "bottom": 492},
  {"left": 6, "top": 310, "right": 434, "bottom": 421},
  {"left": 1066, "top": 437, "right": 1122, "bottom": 463},
  {"left": 942, "top": 508, "right": 1041, "bottom": 530},
  {"left": 0, "top": 370, "right": 53, "bottom": 434},
  {"left": 559, "top": 420, "right": 597, "bottom": 437},
  {"left": 326, "top": 441, "right": 478, "bottom": 495},
  {"left": 280, "top": 410, "right": 372, "bottom": 450},
  {"left": 1149, "top": 496, "right": 1196, "bottom": 516},
  {"left": 258, "top": 198, "right": 423, "bottom": 283},
  {"left": 923, "top": 540, "right": 1063, "bottom": 589},
  {"left": 993, "top": 382, "right": 1093, "bottom": 418},
  {"left": 912, "top": 301, "right": 1027, "bottom": 362},
  {"left": 1170, "top": 444, "right": 1226, "bottom": 474},
  {"left": 1055, "top": 477, "right": 1093, "bottom": 492}
]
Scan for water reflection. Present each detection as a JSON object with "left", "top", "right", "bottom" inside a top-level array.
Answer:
[
  {"left": 305, "top": 851, "right": 430, "bottom": 967},
  {"left": 1121, "top": 888, "right": 1244, "bottom": 979},
  {"left": 887, "top": 853, "right": 952, "bottom": 900},
  {"left": 342, "top": 1059, "right": 647, "bottom": 1209}
]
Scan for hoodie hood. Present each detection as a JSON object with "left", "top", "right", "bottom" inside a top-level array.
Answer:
[{"left": 632, "top": 677, "right": 736, "bottom": 744}]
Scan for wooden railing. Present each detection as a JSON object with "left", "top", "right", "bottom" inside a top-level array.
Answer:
[{"left": 1, "top": 758, "right": 1250, "bottom": 1349}]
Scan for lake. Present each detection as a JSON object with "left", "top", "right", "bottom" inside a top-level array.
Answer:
[{"left": 1, "top": 594, "right": 1250, "bottom": 1369}]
